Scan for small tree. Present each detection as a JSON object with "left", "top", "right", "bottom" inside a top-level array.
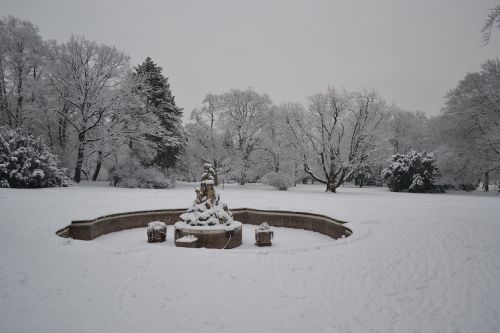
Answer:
[
  {"left": 382, "top": 151, "right": 439, "bottom": 193},
  {"left": 0, "top": 126, "right": 70, "bottom": 188},
  {"left": 262, "top": 171, "right": 294, "bottom": 191}
]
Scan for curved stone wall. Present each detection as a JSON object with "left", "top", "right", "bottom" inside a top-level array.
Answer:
[{"left": 56, "top": 208, "right": 352, "bottom": 241}]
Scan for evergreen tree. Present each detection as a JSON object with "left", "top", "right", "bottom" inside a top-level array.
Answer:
[
  {"left": 0, "top": 126, "right": 71, "bottom": 188},
  {"left": 134, "top": 57, "right": 184, "bottom": 169},
  {"left": 382, "top": 151, "right": 440, "bottom": 193}
]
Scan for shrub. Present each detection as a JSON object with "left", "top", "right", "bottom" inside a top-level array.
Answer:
[
  {"left": 0, "top": 126, "right": 71, "bottom": 188},
  {"left": 382, "top": 151, "right": 439, "bottom": 193},
  {"left": 263, "top": 171, "right": 294, "bottom": 191},
  {"left": 109, "top": 159, "right": 173, "bottom": 189}
]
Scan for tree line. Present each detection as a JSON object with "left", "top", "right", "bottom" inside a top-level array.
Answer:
[
  {"left": 1, "top": 14, "right": 499, "bottom": 192},
  {"left": 183, "top": 63, "right": 500, "bottom": 192},
  {"left": 0, "top": 16, "right": 184, "bottom": 186}
]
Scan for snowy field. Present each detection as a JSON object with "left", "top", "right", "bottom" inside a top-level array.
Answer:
[{"left": 1, "top": 183, "right": 499, "bottom": 333}]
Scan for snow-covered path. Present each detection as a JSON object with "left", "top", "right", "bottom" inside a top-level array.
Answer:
[{"left": 0, "top": 183, "right": 499, "bottom": 333}]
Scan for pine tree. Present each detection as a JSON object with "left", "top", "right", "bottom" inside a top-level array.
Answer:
[{"left": 134, "top": 57, "right": 184, "bottom": 169}]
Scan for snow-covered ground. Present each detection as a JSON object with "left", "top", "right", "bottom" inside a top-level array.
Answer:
[{"left": 0, "top": 183, "right": 499, "bottom": 333}]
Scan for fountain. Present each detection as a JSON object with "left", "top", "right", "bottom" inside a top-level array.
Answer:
[{"left": 174, "top": 163, "right": 242, "bottom": 249}]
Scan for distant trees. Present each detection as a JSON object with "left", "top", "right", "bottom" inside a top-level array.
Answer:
[
  {"left": 0, "top": 16, "right": 46, "bottom": 128},
  {"left": 388, "top": 109, "right": 429, "bottom": 154},
  {"left": 0, "top": 16, "right": 186, "bottom": 187},
  {"left": 286, "top": 88, "right": 387, "bottom": 192},
  {"left": 218, "top": 88, "right": 272, "bottom": 184},
  {"left": 442, "top": 59, "right": 500, "bottom": 191},
  {"left": 3, "top": 14, "right": 499, "bottom": 192},
  {"left": 185, "top": 93, "right": 226, "bottom": 184}
]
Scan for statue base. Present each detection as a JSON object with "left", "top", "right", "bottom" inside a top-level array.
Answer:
[{"left": 174, "top": 221, "right": 242, "bottom": 249}]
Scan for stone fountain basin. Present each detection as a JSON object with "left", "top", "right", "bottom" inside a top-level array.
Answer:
[
  {"left": 174, "top": 221, "right": 243, "bottom": 249},
  {"left": 56, "top": 208, "right": 352, "bottom": 245}
]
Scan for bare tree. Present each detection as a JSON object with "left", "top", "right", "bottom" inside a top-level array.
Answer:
[
  {"left": 0, "top": 16, "right": 45, "bottom": 128},
  {"left": 287, "top": 88, "right": 387, "bottom": 192},
  {"left": 49, "top": 35, "right": 130, "bottom": 182},
  {"left": 187, "top": 94, "right": 226, "bottom": 184},
  {"left": 217, "top": 88, "right": 272, "bottom": 184},
  {"left": 443, "top": 59, "right": 500, "bottom": 190},
  {"left": 482, "top": 3, "right": 500, "bottom": 45},
  {"left": 388, "top": 109, "right": 430, "bottom": 154}
]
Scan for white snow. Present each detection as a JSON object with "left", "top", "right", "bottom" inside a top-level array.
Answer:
[
  {"left": 175, "top": 220, "right": 242, "bottom": 232},
  {"left": 256, "top": 222, "right": 271, "bottom": 231},
  {"left": 147, "top": 221, "right": 166, "bottom": 231},
  {"left": 175, "top": 235, "right": 198, "bottom": 243},
  {"left": 0, "top": 182, "right": 499, "bottom": 333}
]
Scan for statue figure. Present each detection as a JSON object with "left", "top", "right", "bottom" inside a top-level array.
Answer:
[{"left": 180, "top": 162, "right": 232, "bottom": 226}]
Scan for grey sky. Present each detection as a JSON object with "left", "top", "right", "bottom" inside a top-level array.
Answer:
[{"left": 3, "top": 0, "right": 500, "bottom": 117}]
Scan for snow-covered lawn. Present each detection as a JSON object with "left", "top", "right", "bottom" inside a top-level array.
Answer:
[{"left": 1, "top": 183, "right": 499, "bottom": 333}]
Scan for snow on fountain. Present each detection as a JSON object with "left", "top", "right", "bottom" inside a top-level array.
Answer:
[{"left": 174, "top": 163, "right": 242, "bottom": 248}]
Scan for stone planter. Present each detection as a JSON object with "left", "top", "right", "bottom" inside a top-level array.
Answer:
[
  {"left": 147, "top": 221, "right": 167, "bottom": 243},
  {"left": 255, "top": 229, "right": 274, "bottom": 246}
]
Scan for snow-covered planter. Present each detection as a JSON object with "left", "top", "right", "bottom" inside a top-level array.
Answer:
[
  {"left": 147, "top": 221, "right": 167, "bottom": 243},
  {"left": 255, "top": 222, "right": 274, "bottom": 246},
  {"left": 0, "top": 126, "right": 71, "bottom": 188}
]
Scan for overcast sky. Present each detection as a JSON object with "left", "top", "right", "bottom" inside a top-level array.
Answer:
[{"left": 3, "top": 0, "right": 500, "bottom": 117}]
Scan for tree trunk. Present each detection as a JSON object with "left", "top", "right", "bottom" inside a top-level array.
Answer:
[
  {"left": 213, "top": 159, "right": 219, "bottom": 186},
  {"left": 484, "top": 171, "right": 489, "bottom": 192},
  {"left": 0, "top": 56, "right": 10, "bottom": 126},
  {"left": 73, "top": 132, "right": 86, "bottom": 183},
  {"left": 325, "top": 178, "right": 336, "bottom": 192},
  {"left": 92, "top": 151, "right": 103, "bottom": 181},
  {"left": 15, "top": 64, "right": 23, "bottom": 128},
  {"left": 47, "top": 119, "right": 53, "bottom": 147}
]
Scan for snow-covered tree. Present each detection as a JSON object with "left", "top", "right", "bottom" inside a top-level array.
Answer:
[
  {"left": 133, "top": 57, "right": 184, "bottom": 170},
  {"left": 185, "top": 94, "right": 228, "bottom": 184},
  {"left": 0, "top": 16, "right": 47, "bottom": 128},
  {"left": 215, "top": 88, "right": 272, "bottom": 184},
  {"left": 258, "top": 104, "right": 298, "bottom": 175},
  {"left": 0, "top": 126, "right": 70, "bottom": 188},
  {"left": 443, "top": 59, "right": 500, "bottom": 191},
  {"left": 388, "top": 109, "right": 430, "bottom": 154},
  {"left": 482, "top": 3, "right": 500, "bottom": 44},
  {"left": 48, "top": 35, "right": 130, "bottom": 183},
  {"left": 382, "top": 151, "right": 439, "bottom": 193},
  {"left": 287, "top": 88, "right": 388, "bottom": 192}
]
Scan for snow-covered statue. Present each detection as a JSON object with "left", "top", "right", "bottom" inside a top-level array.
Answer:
[{"left": 180, "top": 163, "right": 233, "bottom": 226}]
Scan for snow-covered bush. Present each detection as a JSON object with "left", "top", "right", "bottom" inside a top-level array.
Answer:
[
  {"left": 382, "top": 151, "right": 439, "bottom": 193},
  {"left": 108, "top": 159, "right": 173, "bottom": 189},
  {"left": 0, "top": 126, "right": 71, "bottom": 188},
  {"left": 262, "top": 171, "right": 294, "bottom": 191}
]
